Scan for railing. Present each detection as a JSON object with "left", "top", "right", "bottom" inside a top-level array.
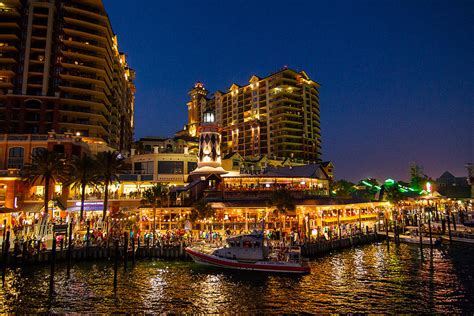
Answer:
[{"left": 203, "top": 189, "right": 330, "bottom": 200}]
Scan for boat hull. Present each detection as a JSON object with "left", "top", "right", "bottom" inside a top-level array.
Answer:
[
  {"left": 441, "top": 236, "right": 474, "bottom": 244},
  {"left": 399, "top": 235, "right": 432, "bottom": 245},
  {"left": 186, "top": 247, "right": 311, "bottom": 274}
]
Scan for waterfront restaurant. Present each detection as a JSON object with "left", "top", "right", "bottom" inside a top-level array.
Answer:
[
  {"left": 136, "top": 200, "right": 390, "bottom": 238},
  {"left": 137, "top": 164, "right": 392, "bottom": 237}
]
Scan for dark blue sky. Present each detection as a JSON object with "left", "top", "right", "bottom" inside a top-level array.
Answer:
[{"left": 104, "top": 0, "right": 473, "bottom": 182}]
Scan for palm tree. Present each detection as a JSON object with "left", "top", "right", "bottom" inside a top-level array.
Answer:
[
  {"left": 69, "top": 155, "right": 100, "bottom": 222},
  {"left": 22, "top": 150, "right": 68, "bottom": 221},
  {"left": 269, "top": 188, "right": 296, "bottom": 240},
  {"left": 95, "top": 151, "right": 123, "bottom": 221},
  {"left": 190, "top": 199, "right": 215, "bottom": 231},
  {"left": 141, "top": 183, "right": 169, "bottom": 234}
]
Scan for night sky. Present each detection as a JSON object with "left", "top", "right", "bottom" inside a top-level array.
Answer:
[{"left": 104, "top": 0, "right": 473, "bottom": 182}]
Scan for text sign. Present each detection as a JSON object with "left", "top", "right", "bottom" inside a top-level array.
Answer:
[{"left": 54, "top": 224, "right": 68, "bottom": 233}]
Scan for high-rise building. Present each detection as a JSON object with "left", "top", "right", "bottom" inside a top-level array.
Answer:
[
  {"left": 186, "top": 67, "right": 321, "bottom": 162},
  {"left": 0, "top": 0, "right": 135, "bottom": 151}
]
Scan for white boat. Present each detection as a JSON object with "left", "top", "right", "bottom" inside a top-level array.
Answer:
[
  {"left": 441, "top": 235, "right": 474, "bottom": 244},
  {"left": 185, "top": 232, "right": 311, "bottom": 274},
  {"left": 379, "top": 231, "right": 436, "bottom": 245},
  {"left": 399, "top": 234, "right": 433, "bottom": 245}
]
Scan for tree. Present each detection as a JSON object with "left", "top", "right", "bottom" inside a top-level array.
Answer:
[
  {"left": 22, "top": 150, "right": 68, "bottom": 221},
  {"left": 331, "top": 179, "right": 355, "bottom": 198},
  {"left": 190, "top": 199, "right": 215, "bottom": 231},
  {"left": 141, "top": 183, "right": 169, "bottom": 234},
  {"left": 69, "top": 155, "right": 100, "bottom": 222},
  {"left": 384, "top": 185, "right": 404, "bottom": 205},
  {"left": 409, "top": 163, "right": 424, "bottom": 192},
  {"left": 354, "top": 178, "right": 380, "bottom": 200},
  {"left": 95, "top": 151, "right": 124, "bottom": 221},
  {"left": 268, "top": 188, "right": 296, "bottom": 240}
]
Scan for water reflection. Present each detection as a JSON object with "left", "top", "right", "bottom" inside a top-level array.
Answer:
[{"left": 0, "top": 243, "right": 472, "bottom": 313}]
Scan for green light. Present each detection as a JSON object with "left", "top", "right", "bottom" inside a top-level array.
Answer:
[
  {"left": 385, "top": 178, "right": 395, "bottom": 184},
  {"left": 361, "top": 181, "right": 373, "bottom": 187}
]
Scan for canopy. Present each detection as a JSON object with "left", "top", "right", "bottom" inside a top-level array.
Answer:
[{"left": 17, "top": 202, "right": 44, "bottom": 213}]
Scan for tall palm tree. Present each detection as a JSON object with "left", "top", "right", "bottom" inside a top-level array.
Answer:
[
  {"left": 95, "top": 151, "right": 123, "bottom": 221},
  {"left": 269, "top": 188, "right": 296, "bottom": 240},
  {"left": 190, "top": 199, "right": 215, "bottom": 231},
  {"left": 69, "top": 155, "right": 100, "bottom": 222},
  {"left": 22, "top": 150, "right": 68, "bottom": 220},
  {"left": 141, "top": 183, "right": 169, "bottom": 234}
]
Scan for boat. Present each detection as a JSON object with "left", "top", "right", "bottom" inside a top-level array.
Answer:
[
  {"left": 185, "top": 232, "right": 311, "bottom": 274},
  {"left": 441, "top": 234, "right": 474, "bottom": 244},
  {"left": 379, "top": 230, "right": 437, "bottom": 245},
  {"left": 399, "top": 234, "right": 433, "bottom": 245}
]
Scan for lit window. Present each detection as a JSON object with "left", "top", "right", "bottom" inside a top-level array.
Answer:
[{"left": 8, "top": 147, "right": 24, "bottom": 169}]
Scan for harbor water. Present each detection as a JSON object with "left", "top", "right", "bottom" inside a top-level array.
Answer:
[{"left": 0, "top": 242, "right": 472, "bottom": 313}]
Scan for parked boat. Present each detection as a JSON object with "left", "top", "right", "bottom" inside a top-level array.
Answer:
[
  {"left": 441, "top": 235, "right": 474, "bottom": 244},
  {"left": 378, "top": 230, "right": 436, "bottom": 245},
  {"left": 399, "top": 234, "right": 433, "bottom": 245},
  {"left": 185, "top": 232, "right": 310, "bottom": 274}
]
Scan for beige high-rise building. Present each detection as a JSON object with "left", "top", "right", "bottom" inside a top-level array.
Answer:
[
  {"left": 0, "top": 0, "right": 135, "bottom": 151},
  {"left": 186, "top": 67, "right": 321, "bottom": 162}
]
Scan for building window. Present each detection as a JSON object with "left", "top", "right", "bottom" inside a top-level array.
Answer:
[
  {"left": 158, "top": 161, "right": 184, "bottom": 174},
  {"left": 8, "top": 147, "right": 24, "bottom": 169},
  {"left": 24, "top": 99, "right": 42, "bottom": 110},
  {"left": 187, "top": 161, "right": 197, "bottom": 173},
  {"left": 134, "top": 161, "right": 154, "bottom": 174},
  {"left": 232, "top": 159, "right": 240, "bottom": 168},
  {"left": 32, "top": 147, "right": 47, "bottom": 157}
]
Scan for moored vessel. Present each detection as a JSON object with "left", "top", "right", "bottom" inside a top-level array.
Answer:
[{"left": 185, "top": 232, "right": 310, "bottom": 274}]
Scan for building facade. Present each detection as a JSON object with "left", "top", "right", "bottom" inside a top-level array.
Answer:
[
  {"left": 125, "top": 150, "right": 198, "bottom": 185},
  {"left": 186, "top": 67, "right": 321, "bottom": 162},
  {"left": 133, "top": 135, "right": 198, "bottom": 156},
  {"left": 0, "top": 0, "right": 135, "bottom": 152}
]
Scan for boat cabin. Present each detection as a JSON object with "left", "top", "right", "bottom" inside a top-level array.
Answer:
[{"left": 212, "top": 233, "right": 269, "bottom": 262}]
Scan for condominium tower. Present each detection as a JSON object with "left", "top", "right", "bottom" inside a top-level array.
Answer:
[
  {"left": 0, "top": 0, "right": 135, "bottom": 151},
  {"left": 186, "top": 68, "right": 321, "bottom": 162}
]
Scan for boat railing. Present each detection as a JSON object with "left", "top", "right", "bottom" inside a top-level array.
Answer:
[
  {"left": 189, "top": 241, "right": 222, "bottom": 254},
  {"left": 267, "top": 244, "right": 303, "bottom": 263}
]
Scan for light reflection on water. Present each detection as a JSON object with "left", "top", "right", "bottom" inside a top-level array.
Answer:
[{"left": 0, "top": 243, "right": 472, "bottom": 313}]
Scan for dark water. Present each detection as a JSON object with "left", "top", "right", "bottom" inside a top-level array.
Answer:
[{"left": 0, "top": 242, "right": 473, "bottom": 313}]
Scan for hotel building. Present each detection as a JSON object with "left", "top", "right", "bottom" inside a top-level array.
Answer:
[
  {"left": 186, "top": 67, "right": 321, "bottom": 162},
  {"left": 0, "top": 0, "right": 135, "bottom": 151}
]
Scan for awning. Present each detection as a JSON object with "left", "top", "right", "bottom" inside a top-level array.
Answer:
[
  {"left": 68, "top": 205, "right": 103, "bottom": 212},
  {"left": 172, "top": 179, "right": 202, "bottom": 192},
  {"left": 0, "top": 207, "right": 17, "bottom": 214},
  {"left": 68, "top": 201, "right": 104, "bottom": 212},
  {"left": 18, "top": 202, "right": 44, "bottom": 213}
]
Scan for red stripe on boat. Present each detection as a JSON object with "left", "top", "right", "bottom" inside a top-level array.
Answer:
[{"left": 186, "top": 248, "right": 310, "bottom": 273}]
